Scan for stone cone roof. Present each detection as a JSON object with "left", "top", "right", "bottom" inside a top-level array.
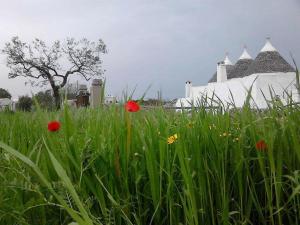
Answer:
[
  {"left": 228, "top": 58, "right": 253, "bottom": 79},
  {"left": 244, "top": 51, "right": 295, "bottom": 76},
  {"left": 207, "top": 39, "right": 295, "bottom": 83}
]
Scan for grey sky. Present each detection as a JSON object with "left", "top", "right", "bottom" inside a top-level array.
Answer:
[{"left": 0, "top": 0, "right": 299, "bottom": 100}]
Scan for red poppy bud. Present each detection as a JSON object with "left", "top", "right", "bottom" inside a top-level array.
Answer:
[
  {"left": 125, "top": 100, "right": 140, "bottom": 112},
  {"left": 256, "top": 140, "right": 267, "bottom": 151},
  {"left": 48, "top": 121, "right": 61, "bottom": 132}
]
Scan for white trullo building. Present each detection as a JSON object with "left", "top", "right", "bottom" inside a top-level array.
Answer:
[{"left": 176, "top": 38, "right": 298, "bottom": 109}]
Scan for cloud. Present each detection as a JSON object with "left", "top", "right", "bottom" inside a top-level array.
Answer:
[{"left": 0, "top": 0, "right": 299, "bottom": 99}]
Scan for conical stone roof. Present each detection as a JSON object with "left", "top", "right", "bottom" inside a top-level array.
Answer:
[
  {"left": 244, "top": 39, "right": 295, "bottom": 76},
  {"left": 228, "top": 48, "right": 253, "bottom": 79},
  {"left": 228, "top": 59, "right": 253, "bottom": 79}
]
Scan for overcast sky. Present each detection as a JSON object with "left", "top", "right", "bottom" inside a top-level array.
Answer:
[{"left": 0, "top": 0, "right": 299, "bottom": 100}]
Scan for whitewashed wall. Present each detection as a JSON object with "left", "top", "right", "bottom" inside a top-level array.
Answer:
[
  {"left": 254, "top": 72, "right": 297, "bottom": 108},
  {"left": 176, "top": 72, "right": 298, "bottom": 109}
]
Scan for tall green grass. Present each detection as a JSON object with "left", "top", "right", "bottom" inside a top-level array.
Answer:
[{"left": 0, "top": 100, "right": 300, "bottom": 224}]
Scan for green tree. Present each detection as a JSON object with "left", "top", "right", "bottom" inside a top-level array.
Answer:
[
  {"left": 17, "top": 96, "right": 33, "bottom": 111},
  {"left": 0, "top": 88, "right": 12, "bottom": 99},
  {"left": 34, "top": 90, "right": 54, "bottom": 110},
  {"left": 3, "top": 37, "right": 107, "bottom": 109}
]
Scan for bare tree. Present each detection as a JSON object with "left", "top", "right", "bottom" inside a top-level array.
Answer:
[{"left": 2, "top": 37, "right": 107, "bottom": 109}]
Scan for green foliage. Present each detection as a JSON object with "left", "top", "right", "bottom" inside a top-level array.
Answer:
[
  {"left": 0, "top": 102, "right": 300, "bottom": 224},
  {"left": 0, "top": 88, "right": 11, "bottom": 99},
  {"left": 17, "top": 95, "right": 33, "bottom": 111},
  {"left": 140, "top": 98, "right": 165, "bottom": 106},
  {"left": 35, "top": 91, "right": 54, "bottom": 110}
]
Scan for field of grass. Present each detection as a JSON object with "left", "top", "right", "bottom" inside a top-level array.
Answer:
[{"left": 0, "top": 102, "right": 300, "bottom": 225}]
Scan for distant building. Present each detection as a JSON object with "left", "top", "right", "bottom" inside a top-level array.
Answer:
[
  {"left": 0, "top": 98, "right": 15, "bottom": 111},
  {"left": 176, "top": 38, "right": 298, "bottom": 109},
  {"left": 76, "top": 84, "right": 90, "bottom": 107},
  {"left": 90, "top": 79, "right": 117, "bottom": 107},
  {"left": 90, "top": 79, "right": 103, "bottom": 108},
  {"left": 104, "top": 94, "right": 117, "bottom": 104},
  {"left": 63, "top": 79, "right": 116, "bottom": 108}
]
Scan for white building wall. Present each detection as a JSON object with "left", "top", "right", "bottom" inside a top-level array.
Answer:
[
  {"left": 0, "top": 98, "right": 14, "bottom": 111},
  {"left": 254, "top": 72, "right": 297, "bottom": 108},
  {"left": 105, "top": 95, "right": 117, "bottom": 104},
  {"left": 175, "top": 97, "right": 193, "bottom": 108},
  {"left": 190, "top": 74, "right": 257, "bottom": 108},
  {"left": 176, "top": 72, "right": 298, "bottom": 109}
]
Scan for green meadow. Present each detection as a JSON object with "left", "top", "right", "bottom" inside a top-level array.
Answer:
[{"left": 0, "top": 102, "right": 300, "bottom": 225}]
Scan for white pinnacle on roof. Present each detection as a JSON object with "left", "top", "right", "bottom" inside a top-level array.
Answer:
[
  {"left": 224, "top": 53, "right": 233, "bottom": 65},
  {"left": 260, "top": 38, "right": 277, "bottom": 52},
  {"left": 239, "top": 46, "right": 252, "bottom": 60}
]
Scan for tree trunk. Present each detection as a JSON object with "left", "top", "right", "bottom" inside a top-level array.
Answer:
[{"left": 53, "top": 87, "right": 61, "bottom": 110}]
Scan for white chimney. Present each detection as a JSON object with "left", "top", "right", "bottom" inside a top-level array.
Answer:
[
  {"left": 90, "top": 79, "right": 103, "bottom": 108},
  {"left": 217, "top": 61, "right": 227, "bottom": 82},
  {"left": 185, "top": 81, "right": 192, "bottom": 98}
]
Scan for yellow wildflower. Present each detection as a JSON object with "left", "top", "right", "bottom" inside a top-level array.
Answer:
[{"left": 167, "top": 134, "right": 178, "bottom": 145}]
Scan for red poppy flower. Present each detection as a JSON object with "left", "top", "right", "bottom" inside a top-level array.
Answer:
[
  {"left": 48, "top": 121, "right": 61, "bottom": 132},
  {"left": 256, "top": 140, "right": 267, "bottom": 151},
  {"left": 125, "top": 100, "right": 140, "bottom": 112}
]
